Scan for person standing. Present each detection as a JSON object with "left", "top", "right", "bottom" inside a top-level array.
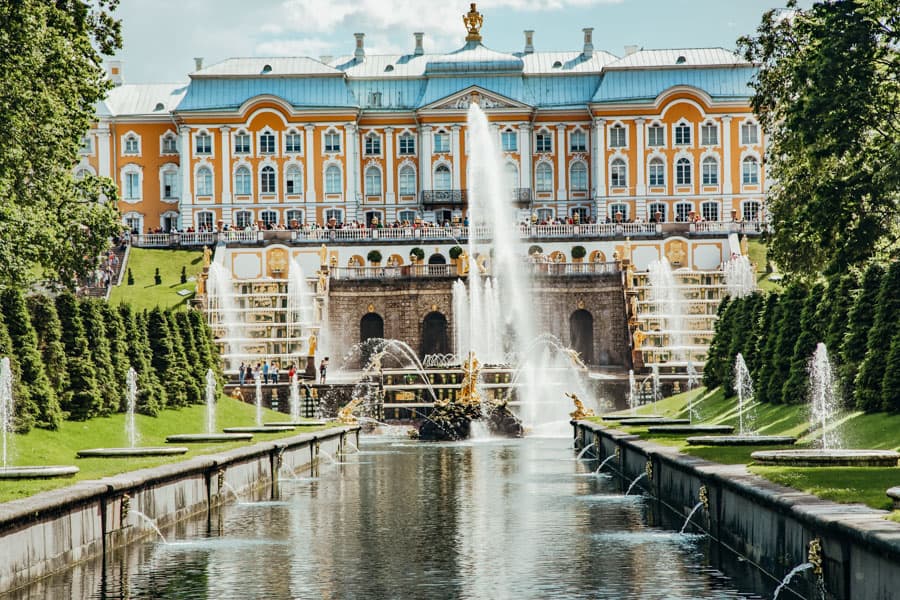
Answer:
[
  {"left": 238, "top": 362, "right": 246, "bottom": 386},
  {"left": 271, "top": 362, "right": 279, "bottom": 384},
  {"left": 319, "top": 357, "right": 328, "bottom": 384},
  {"left": 262, "top": 361, "right": 270, "bottom": 384}
]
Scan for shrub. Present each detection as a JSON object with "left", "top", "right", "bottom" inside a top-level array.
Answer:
[
  {"left": 527, "top": 245, "right": 543, "bottom": 256},
  {"left": 180, "top": 266, "right": 187, "bottom": 284},
  {"left": 366, "top": 249, "right": 383, "bottom": 264},
  {"left": 153, "top": 267, "right": 161, "bottom": 285},
  {"left": 409, "top": 247, "right": 425, "bottom": 262},
  {"left": 840, "top": 263, "right": 883, "bottom": 403},
  {"left": 54, "top": 292, "right": 101, "bottom": 420},
  {"left": 571, "top": 245, "right": 586, "bottom": 259},
  {"left": 448, "top": 246, "right": 463, "bottom": 260},
  {"left": 127, "top": 268, "right": 134, "bottom": 285},
  {"left": 855, "top": 261, "right": 900, "bottom": 412}
]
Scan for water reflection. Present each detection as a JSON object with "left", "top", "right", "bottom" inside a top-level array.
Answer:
[{"left": 4, "top": 437, "right": 764, "bottom": 599}]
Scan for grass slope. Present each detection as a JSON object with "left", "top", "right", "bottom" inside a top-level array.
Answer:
[
  {"left": 594, "top": 387, "right": 900, "bottom": 513},
  {"left": 109, "top": 248, "right": 203, "bottom": 311},
  {"left": 747, "top": 238, "right": 782, "bottom": 292},
  {"left": 0, "top": 396, "right": 330, "bottom": 503}
]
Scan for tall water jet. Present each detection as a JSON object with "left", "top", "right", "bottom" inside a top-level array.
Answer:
[
  {"left": 205, "top": 369, "right": 218, "bottom": 434},
  {"left": 809, "top": 343, "right": 840, "bottom": 450},
  {"left": 289, "top": 372, "right": 301, "bottom": 421},
  {"left": 628, "top": 369, "right": 636, "bottom": 415},
  {"left": 647, "top": 258, "right": 686, "bottom": 363},
  {"left": 733, "top": 354, "right": 755, "bottom": 436},
  {"left": 724, "top": 255, "right": 756, "bottom": 299},
  {"left": 651, "top": 364, "right": 660, "bottom": 401},
  {"left": 206, "top": 262, "right": 243, "bottom": 371},
  {"left": 287, "top": 256, "right": 316, "bottom": 351},
  {"left": 1, "top": 358, "right": 13, "bottom": 467},
  {"left": 255, "top": 376, "right": 264, "bottom": 426},
  {"left": 126, "top": 367, "right": 139, "bottom": 448}
]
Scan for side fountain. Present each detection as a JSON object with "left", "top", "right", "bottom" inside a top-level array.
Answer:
[
  {"left": 753, "top": 343, "right": 900, "bottom": 466},
  {"left": 0, "top": 358, "right": 78, "bottom": 478},
  {"left": 167, "top": 369, "right": 256, "bottom": 443}
]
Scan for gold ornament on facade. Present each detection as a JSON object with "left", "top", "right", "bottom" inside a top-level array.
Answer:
[
  {"left": 463, "top": 3, "right": 484, "bottom": 42},
  {"left": 267, "top": 248, "right": 288, "bottom": 276},
  {"left": 577, "top": 300, "right": 585, "bottom": 310},
  {"left": 632, "top": 327, "right": 647, "bottom": 350},
  {"left": 740, "top": 234, "right": 749, "bottom": 257},
  {"left": 567, "top": 392, "right": 595, "bottom": 420},
  {"left": 307, "top": 332, "right": 317, "bottom": 357},
  {"left": 367, "top": 303, "right": 375, "bottom": 313},
  {"left": 665, "top": 239, "right": 687, "bottom": 266}
]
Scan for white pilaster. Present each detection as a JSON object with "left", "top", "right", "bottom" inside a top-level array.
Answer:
[
  {"left": 635, "top": 118, "right": 646, "bottom": 196},
  {"left": 592, "top": 118, "right": 605, "bottom": 217},
  {"left": 722, "top": 116, "right": 733, "bottom": 196},
  {"left": 304, "top": 125, "right": 317, "bottom": 204},
  {"left": 519, "top": 123, "right": 532, "bottom": 191},
  {"left": 451, "top": 125, "right": 462, "bottom": 191},
  {"left": 420, "top": 126, "right": 433, "bottom": 193},
  {"left": 556, "top": 124, "right": 567, "bottom": 201},
  {"left": 96, "top": 126, "right": 111, "bottom": 178},
  {"left": 178, "top": 125, "right": 192, "bottom": 229},
  {"left": 345, "top": 123, "right": 359, "bottom": 221},
  {"left": 384, "top": 127, "right": 395, "bottom": 203},
  {"left": 219, "top": 126, "right": 231, "bottom": 207}
]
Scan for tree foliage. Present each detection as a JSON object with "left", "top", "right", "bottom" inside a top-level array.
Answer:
[
  {"left": 854, "top": 261, "right": 900, "bottom": 411},
  {"left": 739, "top": 1, "right": 900, "bottom": 274}
]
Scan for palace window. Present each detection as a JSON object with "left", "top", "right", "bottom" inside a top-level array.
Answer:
[
  {"left": 234, "top": 133, "right": 250, "bottom": 154},
  {"left": 648, "top": 202, "right": 667, "bottom": 222},
  {"left": 286, "top": 209, "right": 303, "bottom": 225},
  {"left": 674, "top": 123, "right": 691, "bottom": 146},
  {"left": 570, "top": 162, "right": 587, "bottom": 191},
  {"left": 649, "top": 158, "right": 665, "bottom": 186},
  {"left": 610, "top": 159, "right": 627, "bottom": 188},
  {"left": 235, "top": 167, "right": 251, "bottom": 195},
  {"left": 123, "top": 172, "right": 140, "bottom": 200},
  {"left": 285, "top": 165, "right": 302, "bottom": 195},
  {"left": 195, "top": 133, "right": 211, "bottom": 155},
  {"left": 609, "top": 203, "right": 628, "bottom": 221},
  {"left": 433, "top": 132, "right": 450, "bottom": 153},
  {"left": 285, "top": 132, "right": 302, "bottom": 153},
  {"left": 260, "top": 210, "right": 278, "bottom": 227},
  {"left": 75, "top": 168, "right": 91, "bottom": 180},
  {"left": 399, "top": 133, "right": 415, "bottom": 155},
  {"left": 535, "top": 131, "right": 553, "bottom": 153},
  {"left": 399, "top": 210, "right": 417, "bottom": 223},
  {"left": 234, "top": 210, "right": 253, "bottom": 229},
  {"left": 434, "top": 165, "right": 451, "bottom": 190},
  {"left": 702, "top": 157, "right": 719, "bottom": 185},
  {"left": 196, "top": 167, "right": 213, "bottom": 195},
  {"left": 162, "top": 170, "right": 178, "bottom": 199},
  {"left": 505, "top": 163, "right": 519, "bottom": 190},
  {"left": 609, "top": 125, "right": 626, "bottom": 148},
  {"left": 701, "top": 123, "right": 718, "bottom": 145},
  {"left": 364, "top": 133, "right": 381, "bottom": 156},
  {"left": 79, "top": 136, "right": 93, "bottom": 154},
  {"left": 124, "top": 212, "right": 143, "bottom": 234},
  {"left": 570, "top": 130, "right": 587, "bottom": 152},
  {"left": 675, "top": 202, "right": 693, "bottom": 222},
  {"left": 741, "top": 122, "right": 759, "bottom": 145},
  {"left": 742, "top": 156, "right": 760, "bottom": 184},
  {"left": 260, "top": 166, "right": 276, "bottom": 194},
  {"left": 124, "top": 134, "right": 139, "bottom": 155},
  {"left": 325, "top": 209, "right": 343, "bottom": 224},
  {"left": 324, "top": 132, "right": 341, "bottom": 153},
  {"left": 535, "top": 163, "right": 553, "bottom": 192},
  {"left": 325, "top": 165, "right": 341, "bottom": 194},
  {"left": 647, "top": 125, "right": 664, "bottom": 147},
  {"left": 675, "top": 157, "right": 692, "bottom": 185},
  {"left": 196, "top": 211, "right": 214, "bottom": 231},
  {"left": 399, "top": 166, "right": 416, "bottom": 196},
  {"left": 501, "top": 130, "right": 517, "bottom": 152},
  {"left": 364, "top": 166, "right": 382, "bottom": 196},
  {"left": 701, "top": 201, "right": 719, "bottom": 222},
  {"left": 743, "top": 201, "right": 761, "bottom": 222},
  {"left": 260, "top": 132, "right": 276, "bottom": 154},
  {"left": 161, "top": 133, "right": 177, "bottom": 154}
]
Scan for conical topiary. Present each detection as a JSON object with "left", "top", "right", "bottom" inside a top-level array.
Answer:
[
  {"left": 27, "top": 294, "right": 70, "bottom": 408},
  {"left": 854, "top": 261, "right": 900, "bottom": 412},
  {"left": 54, "top": 292, "right": 101, "bottom": 420},
  {"left": 840, "top": 263, "right": 883, "bottom": 404}
]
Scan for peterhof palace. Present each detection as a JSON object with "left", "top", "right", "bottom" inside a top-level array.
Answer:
[{"left": 76, "top": 6, "right": 766, "bottom": 235}]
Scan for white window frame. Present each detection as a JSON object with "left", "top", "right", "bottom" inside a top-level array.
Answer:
[
  {"left": 285, "top": 163, "right": 303, "bottom": 195},
  {"left": 569, "top": 160, "right": 588, "bottom": 192},
  {"left": 648, "top": 202, "right": 667, "bottom": 222},
  {"left": 740, "top": 120, "right": 759, "bottom": 145},
  {"left": 258, "top": 128, "right": 277, "bottom": 155},
  {"left": 398, "top": 209, "right": 417, "bottom": 224},
  {"left": 701, "top": 122, "right": 718, "bottom": 146},
  {"left": 675, "top": 157, "right": 692, "bottom": 185},
  {"left": 648, "top": 157, "right": 665, "bottom": 187},
  {"left": 284, "top": 129, "right": 303, "bottom": 154},
  {"left": 195, "top": 210, "right": 215, "bottom": 231},
  {"left": 742, "top": 200, "right": 762, "bottom": 222},
  {"left": 160, "top": 131, "right": 178, "bottom": 155},
  {"left": 504, "top": 162, "right": 519, "bottom": 190},
  {"left": 234, "top": 210, "right": 254, "bottom": 229},
  {"left": 259, "top": 164, "right": 277, "bottom": 195},
  {"left": 398, "top": 132, "right": 416, "bottom": 156},
  {"left": 324, "top": 163, "right": 342, "bottom": 195},
  {"left": 195, "top": 165, "right": 214, "bottom": 197},
  {"left": 259, "top": 209, "right": 278, "bottom": 227},
  {"left": 233, "top": 130, "right": 251, "bottom": 155},
  {"left": 122, "top": 131, "right": 141, "bottom": 156},
  {"left": 121, "top": 165, "right": 142, "bottom": 202},
  {"left": 433, "top": 164, "right": 452, "bottom": 190},
  {"left": 674, "top": 201, "right": 693, "bottom": 222},
  {"left": 535, "top": 162, "right": 553, "bottom": 192},
  {"left": 501, "top": 129, "right": 518, "bottom": 153},
  {"left": 364, "top": 132, "right": 382, "bottom": 157},
  {"left": 285, "top": 209, "right": 304, "bottom": 225},
  {"left": 325, "top": 208, "right": 344, "bottom": 224},
  {"left": 608, "top": 203, "right": 629, "bottom": 222},
  {"left": 159, "top": 164, "right": 179, "bottom": 201},
  {"left": 323, "top": 128, "right": 343, "bottom": 154},
  {"left": 433, "top": 131, "right": 450, "bottom": 154},
  {"left": 122, "top": 211, "right": 144, "bottom": 234},
  {"left": 608, "top": 123, "right": 627, "bottom": 149},
  {"left": 674, "top": 121, "right": 692, "bottom": 146},
  {"left": 609, "top": 158, "right": 627, "bottom": 188},
  {"left": 701, "top": 156, "right": 719, "bottom": 185},
  {"left": 742, "top": 155, "right": 760, "bottom": 185},
  {"left": 364, "top": 165, "right": 382, "bottom": 197},
  {"left": 194, "top": 130, "right": 213, "bottom": 157},
  {"left": 701, "top": 201, "right": 720, "bottom": 222},
  {"left": 398, "top": 164, "right": 417, "bottom": 196},
  {"left": 79, "top": 135, "right": 94, "bottom": 155},
  {"left": 535, "top": 129, "right": 553, "bottom": 153},
  {"left": 234, "top": 164, "right": 252, "bottom": 196},
  {"left": 647, "top": 123, "right": 665, "bottom": 147},
  {"left": 569, "top": 129, "right": 587, "bottom": 153}
]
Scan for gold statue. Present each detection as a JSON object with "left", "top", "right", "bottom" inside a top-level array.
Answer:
[
  {"left": 567, "top": 392, "right": 595, "bottom": 420},
  {"left": 317, "top": 271, "right": 327, "bottom": 294},
  {"left": 623, "top": 237, "right": 632, "bottom": 263},
  {"left": 196, "top": 273, "right": 206, "bottom": 295},
  {"left": 337, "top": 398, "right": 363, "bottom": 424},
  {"left": 632, "top": 327, "right": 647, "bottom": 350},
  {"left": 457, "top": 352, "right": 482, "bottom": 407},
  {"left": 318, "top": 244, "right": 328, "bottom": 267},
  {"left": 231, "top": 387, "right": 244, "bottom": 401},
  {"left": 458, "top": 251, "right": 470, "bottom": 276},
  {"left": 740, "top": 234, "right": 749, "bottom": 257},
  {"left": 463, "top": 3, "right": 484, "bottom": 42},
  {"left": 203, "top": 245, "right": 212, "bottom": 268},
  {"left": 307, "top": 332, "right": 317, "bottom": 357}
]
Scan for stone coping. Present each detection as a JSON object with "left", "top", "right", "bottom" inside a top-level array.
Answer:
[
  {"left": 647, "top": 425, "right": 734, "bottom": 434},
  {"left": 222, "top": 426, "right": 295, "bottom": 433},
  {"left": 264, "top": 420, "right": 329, "bottom": 427},
  {"left": 751, "top": 449, "right": 900, "bottom": 467},
  {"left": 600, "top": 414, "right": 664, "bottom": 421},
  {"left": 686, "top": 435, "right": 797, "bottom": 446},
  {"left": 0, "top": 466, "right": 79, "bottom": 479},
  {"left": 165, "top": 433, "right": 254, "bottom": 443},
  {"left": 888, "top": 487, "right": 900, "bottom": 509},
  {"left": 610, "top": 418, "right": 691, "bottom": 426},
  {"left": 76, "top": 447, "right": 189, "bottom": 458}
]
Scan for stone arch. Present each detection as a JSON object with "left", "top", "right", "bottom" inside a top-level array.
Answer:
[
  {"left": 428, "top": 253, "right": 447, "bottom": 265},
  {"left": 388, "top": 253, "right": 405, "bottom": 267},
  {"left": 421, "top": 311, "right": 450, "bottom": 358},
  {"left": 569, "top": 309, "right": 594, "bottom": 365},
  {"left": 549, "top": 250, "right": 566, "bottom": 263},
  {"left": 348, "top": 254, "right": 365, "bottom": 267},
  {"left": 589, "top": 250, "right": 607, "bottom": 263},
  {"left": 360, "top": 312, "right": 384, "bottom": 368}
]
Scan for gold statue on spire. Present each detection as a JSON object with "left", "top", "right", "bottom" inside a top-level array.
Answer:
[{"left": 463, "top": 3, "right": 484, "bottom": 42}]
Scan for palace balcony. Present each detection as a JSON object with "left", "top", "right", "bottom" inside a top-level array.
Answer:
[
  {"left": 420, "top": 189, "right": 467, "bottom": 207},
  {"left": 328, "top": 260, "right": 621, "bottom": 281}
]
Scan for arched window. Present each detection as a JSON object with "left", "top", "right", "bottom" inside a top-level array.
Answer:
[
  {"left": 505, "top": 163, "right": 519, "bottom": 190},
  {"left": 399, "top": 165, "right": 416, "bottom": 196},
  {"left": 648, "top": 158, "right": 665, "bottom": 186},
  {"left": 742, "top": 156, "right": 759, "bottom": 184},
  {"left": 124, "top": 134, "right": 139, "bottom": 155},
  {"left": 434, "top": 165, "right": 451, "bottom": 191},
  {"left": 364, "top": 166, "right": 382, "bottom": 196},
  {"left": 609, "top": 203, "right": 628, "bottom": 222},
  {"left": 259, "top": 131, "right": 275, "bottom": 154},
  {"left": 421, "top": 312, "right": 449, "bottom": 357},
  {"left": 360, "top": 313, "right": 385, "bottom": 367},
  {"left": 610, "top": 159, "right": 626, "bottom": 188},
  {"left": 535, "top": 163, "right": 553, "bottom": 192},
  {"left": 676, "top": 158, "right": 692, "bottom": 185},
  {"left": 285, "top": 165, "right": 302, "bottom": 195},
  {"left": 234, "top": 210, "right": 253, "bottom": 229},
  {"left": 161, "top": 167, "right": 178, "bottom": 199},
  {"left": 196, "top": 167, "right": 212, "bottom": 196},
  {"left": 701, "top": 201, "right": 719, "bottom": 222},
  {"left": 260, "top": 166, "right": 276, "bottom": 194},
  {"left": 398, "top": 210, "right": 417, "bottom": 223},
  {"left": 235, "top": 166, "right": 251, "bottom": 195},
  {"left": 75, "top": 168, "right": 91, "bottom": 180},
  {"left": 702, "top": 157, "right": 718, "bottom": 185},
  {"left": 570, "top": 162, "right": 587, "bottom": 191},
  {"left": 325, "top": 165, "right": 341, "bottom": 194}
]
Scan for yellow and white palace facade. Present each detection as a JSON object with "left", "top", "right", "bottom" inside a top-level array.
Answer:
[{"left": 77, "top": 16, "right": 766, "bottom": 234}]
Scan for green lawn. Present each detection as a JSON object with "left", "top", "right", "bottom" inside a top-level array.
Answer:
[
  {"left": 746, "top": 238, "right": 783, "bottom": 292},
  {"left": 109, "top": 248, "right": 204, "bottom": 311},
  {"left": 0, "top": 396, "right": 332, "bottom": 503},
  {"left": 594, "top": 387, "right": 900, "bottom": 512}
]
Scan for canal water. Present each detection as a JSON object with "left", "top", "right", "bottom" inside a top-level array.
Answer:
[{"left": 9, "top": 436, "right": 768, "bottom": 599}]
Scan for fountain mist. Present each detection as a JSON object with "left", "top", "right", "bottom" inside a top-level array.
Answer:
[
  {"left": 126, "top": 367, "right": 138, "bottom": 448},
  {"left": 733, "top": 354, "right": 755, "bottom": 436},
  {"left": 206, "top": 262, "right": 243, "bottom": 371},
  {"left": 289, "top": 373, "right": 301, "bottom": 421},
  {"left": 809, "top": 343, "right": 840, "bottom": 450},
  {"left": 205, "top": 369, "right": 217, "bottom": 434},
  {"left": 0, "top": 358, "right": 13, "bottom": 467},
  {"left": 255, "top": 376, "right": 264, "bottom": 426}
]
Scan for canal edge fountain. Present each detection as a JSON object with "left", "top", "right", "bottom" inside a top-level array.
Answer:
[{"left": 571, "top": 419, "right": 900, "bottom": 600}]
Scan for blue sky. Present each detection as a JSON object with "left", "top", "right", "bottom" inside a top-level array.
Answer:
[{"left": 115, "top": 0, "right": 813, "bottom": 83}]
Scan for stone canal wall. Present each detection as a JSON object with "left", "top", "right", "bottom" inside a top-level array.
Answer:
[
  {"left": 573, "top": 421, "right": 900, "bottom": 600},
  {"left": 0, "top": 426, "right": 359, "bottom": 593}
]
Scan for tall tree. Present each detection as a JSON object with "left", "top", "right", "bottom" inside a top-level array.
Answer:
[
  {"left": 739, "top": 1, "right": 900, "bottom": 274},
  {"left": 840, "top": 263, "right": 884, "bottom": 404},
  {"left": 755, "top": 292, "right": 784, "bottom": 403},
  {"left": 0, "top": 315, "right": 36, "bottom": 432},
  {"left": 0, "top": 1, "right": 123, "bottom": 286},
  {"left": 781, "top": 283, "right": 825, "bottom": 405},
  {"left": 0, "top": 289, "right": 61, "bottom": 429},
  {"left": 854, "top": 260, "right": 900, "bottom": 412},
  {"left": 147, "top": 308, "right": 188, "bottom": 408},
  {"left": 79, "top": 299, "right": 120, "bottom": 415},
  {"left": 54, "top": 292, "right": 101, "bottom": 420},
  {"left": 118, "top": 305, "right": 163, "bottom": 415},
  {"left": 702, "top": 297, "right": 732, "bottom": 390},
  {"left": 100, "top": 302, "right": 130, "bottom": 412},
  {"left": 166, "top": 310, "right": 201, "bottom": 404},
  {"left": 27, "top": 294, "right": 70, "bottom": 407}
]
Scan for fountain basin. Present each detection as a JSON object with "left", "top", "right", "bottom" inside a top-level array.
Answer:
[
  {"left": 751, "top": 449, "right": 900, "bottom": 467},
  {"left": 888, "top": 487, "right": 900, "bottom": 509},
  {"left": 616, "top": 418, "right": 691, "bottom": 426},
  {"left": 0, "top": 466, "right": 79, "bottom": 479},
  {"left": 647, "top": 425, "right": 734, "bottom": 435},
  {"left": 264, "top": 420, "right": 328, "bottom": 427},
  {"left": 76, "top": 447, "right": 189, "bottom": 458},
  {"left": 223, "top": 426, "right": 295, "bottom": 433},
  {"left": 686, "top": 435, "right": 798, "bottom": 446},
  {"left": 166, "top": 433, "right": 253, "bottom": 443}
]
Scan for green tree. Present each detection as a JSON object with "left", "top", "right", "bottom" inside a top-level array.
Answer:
[
  {"left": 79, "top": 299, "right": 120, "bottom": 415},
  {"left": 118, "top": 305, "right": 163, "bottom": 415},
  {"left": 781, "top": 283, "right": 825, "bottom": 405},
  {"left": 840, "top": 263, "right": 884, "bottom": 401},
  {"left": 738, "top": 293, "right": 765, "bottom": 373},
  {"left": 27, "top": 294, "right": 70, "bottom": 408},
  {"left": 702, "top": 297, "right": 732, "bottom": 390},
  {"left": 147, "top": 308, "right": 188, "bottom": 408},
  {"left": 0, "top": 314, "right": 37, "bottom": 432},
  {"left": 0, "top": 289, "right": 61, "bottom": 429},
  {"left": 854, "top": 261, "right": 900, "bottom": 412},
  {"left": 739, "top": 1, "right": 900, "bottom": 274},
  {"left": 0, "top": 1, "right": 123, "bottom": 287},
  {"left": 166, "top": 310, "right": 201, "bottom": 404},
  {"left": 764, "top": 283, "right": 808, "bottom": 404},
  {"left": 55, "top": 292, "right": 101, "bottom": 420},
  {"left": 881, "top": 326, "right": 900, "bottom": 412},
  {"left": 187, "top": 309, "right": 222, "bottom": 391},
  {"left": 821, "top": 271, "right": 859, "bottom": 405},
  {"left": 100, "top": 302, "right": 131, "bottom": 412}
]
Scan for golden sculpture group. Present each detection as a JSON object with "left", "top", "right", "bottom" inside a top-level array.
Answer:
[{"left": 567, "top": 392, "right": 595, "bottom": 420}]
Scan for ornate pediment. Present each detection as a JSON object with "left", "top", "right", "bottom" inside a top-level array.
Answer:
[{"left": 424, "top": 86, "right": 529, "bottom": 111}]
